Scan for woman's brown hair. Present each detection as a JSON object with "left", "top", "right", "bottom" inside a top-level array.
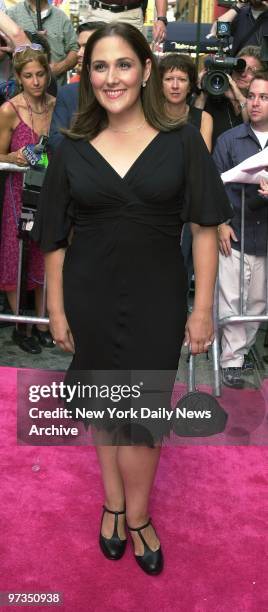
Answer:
[
  {"left": 13, "top": 47, "right": 50, "bottom": 81},
  {"left": 65, "top": 22, "right": 186, "bottom": 140},
  {"left": 158, "top": 53, "right": 198, "bottom": 95}
]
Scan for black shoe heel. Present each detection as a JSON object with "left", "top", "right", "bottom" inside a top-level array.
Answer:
[
  {"left": 99, "top": 506, "right": 127, "bottom": 560},
  {"left": 32, "top": 326, "right": 55, "bottom": 348},
  {"left": 12, "top": 328, "right": 42, "bottom": 354},
  {"left": 128, "top": 518, "right": 163, "bottom": 575}
]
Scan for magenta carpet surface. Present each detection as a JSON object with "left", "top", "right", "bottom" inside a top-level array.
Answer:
[{"left": 1, "top": 366, "right": 268, "bottom": 612}]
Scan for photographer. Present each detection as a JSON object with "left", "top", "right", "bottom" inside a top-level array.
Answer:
[
  {"left": 207, "top": 2, "right": 248, "bottom": 40},
  {"left": 230, "top": 1, "right": 268, "bottom": 56},
  {"left": 195, "top": 45, "right": 267, "bottom": 148}
]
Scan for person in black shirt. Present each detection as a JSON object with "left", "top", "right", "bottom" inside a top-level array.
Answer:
[
  {"left": 159, "top": 53, "right": 213, "bottom": 150},
  {"left": 159, "top": 53, "right": 213, "bottom": 289},
  {"left": 231, "top": 1, "right": 268, "bottom": 56}
]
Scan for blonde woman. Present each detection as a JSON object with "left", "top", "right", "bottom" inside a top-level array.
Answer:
[{"left": 0, "top": 45, "right": 55, "bottom": 352}]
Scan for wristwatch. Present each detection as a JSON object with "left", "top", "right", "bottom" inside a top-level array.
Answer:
[{"left": 157, "top": 16, "right": 168, "bottom": 26}]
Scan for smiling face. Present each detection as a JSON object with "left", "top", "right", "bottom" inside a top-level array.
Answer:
[
  {"left": 162, "top": 68, "right": 191, "bottom": 106},
  {"left": 18, "top": 60, "right": 48, "bottom": 97},
  {"left": 247, "top": 78, "right": 268, "bottom": 128},
  {"left": 232, "top": 55, "right": 263, "bottom": 91},
  {"left": 89, "top": 35, "right": 151, "bottom": 116}
]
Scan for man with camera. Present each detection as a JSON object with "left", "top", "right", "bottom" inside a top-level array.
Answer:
[{"left": 213, "top": 72, "right": 268, "bottom": 388}]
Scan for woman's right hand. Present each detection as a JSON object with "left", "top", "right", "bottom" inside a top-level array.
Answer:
[
  {"left": 8, "top": 147, "right": 28, "bottom": 166},
  {"left": 49, "top": 312, "right": 75, "bottom": 353}
]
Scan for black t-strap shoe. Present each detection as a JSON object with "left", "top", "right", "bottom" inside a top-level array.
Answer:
[
  {"left": 127, "top": 518, "right": 163, "bottom": 575},
  {"left": 99, "top": 505, "right": 127, "bottom": 560}
]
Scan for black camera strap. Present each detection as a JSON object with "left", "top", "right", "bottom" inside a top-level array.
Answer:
[{"left": 234, "top": 11, "right": 267, "bottom": 55}]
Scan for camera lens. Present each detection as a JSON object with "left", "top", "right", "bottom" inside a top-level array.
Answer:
[
  {"left": 211, "top": 73, "right": 225, "bottom": 91},
  {"left": 203, "top": 70, "right": 229, "bottom": 96}
]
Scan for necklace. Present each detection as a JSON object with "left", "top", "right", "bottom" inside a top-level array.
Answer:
[
  {"left": 108, "top": 118, "right": 146, "bottom": 134},
  {"left": 22, "top": 92, "right": 49, "bottom": 141},
  {"left": 23, "top": 92, "right": 48, "bottom": 114},
  {"left": 28, "top": 106, "right": 47, "bottom": 115}
]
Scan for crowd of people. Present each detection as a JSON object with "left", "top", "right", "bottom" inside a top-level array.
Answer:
[{"left": 0, "top": 0, "right": 268, "bottom": 576}]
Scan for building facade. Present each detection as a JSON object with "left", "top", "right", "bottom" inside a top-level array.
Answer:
[{"left": 176, "top": 0, "right": 225, "bottom": 23}]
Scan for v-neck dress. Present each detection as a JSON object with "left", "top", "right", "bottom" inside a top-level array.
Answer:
[{"left": 32, "top": 125, "right": 232, "bottom": 441}]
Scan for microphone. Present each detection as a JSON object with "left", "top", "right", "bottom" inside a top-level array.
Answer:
[{"left": 22, "top": 135, "right": 49, "bottom": 168}]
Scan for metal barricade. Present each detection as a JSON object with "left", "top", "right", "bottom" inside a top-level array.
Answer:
[
  {"left": 189, "top": 184, "right": 268, "bottom": 397},
  {"left": 215, "top": 185, "right": 268, "bottom": 394}
]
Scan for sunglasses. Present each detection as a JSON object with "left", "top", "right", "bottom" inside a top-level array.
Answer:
[{"left": 14, "top": 43, "right": 43, "bottom": 55}]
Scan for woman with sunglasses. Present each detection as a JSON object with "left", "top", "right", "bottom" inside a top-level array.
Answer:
[{"left": 0, "top": 45, "right": 55, "bottom": 353}]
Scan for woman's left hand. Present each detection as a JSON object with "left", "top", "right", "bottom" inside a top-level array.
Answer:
[{"left": 184, "top": 308, "right": 214, "bottom": 355}]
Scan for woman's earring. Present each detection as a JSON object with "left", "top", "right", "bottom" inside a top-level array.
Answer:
[{"left": 142, "top": 80, "right": 147, "bottom": 88}]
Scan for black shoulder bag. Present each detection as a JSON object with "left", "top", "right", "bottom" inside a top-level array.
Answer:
[{"left": 172, "top": 355, "right": 228, "bottom": 437}]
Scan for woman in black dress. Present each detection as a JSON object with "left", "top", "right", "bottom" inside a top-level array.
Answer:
[{"left": 33, "top": 23, "right": 232, "bottom": 576}]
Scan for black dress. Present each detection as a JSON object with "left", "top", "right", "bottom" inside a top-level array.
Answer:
[
  {"left": 204, "top": 97, "right": 243, "bottom": 150},
  {"left": 32, "top": 125, "right": 232, "bottom": 443}
]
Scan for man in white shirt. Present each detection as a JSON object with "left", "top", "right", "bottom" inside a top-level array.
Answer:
[{"left": 213, "top": 73, "right": 268, "bottom": 388}]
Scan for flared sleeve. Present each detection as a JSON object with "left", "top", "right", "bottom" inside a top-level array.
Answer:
[
  {"left": 180, "top": 124, "right": 233, "bottom": 226},
  {"left": 31, "top": 141, "right": 73, "bottom": 252}
]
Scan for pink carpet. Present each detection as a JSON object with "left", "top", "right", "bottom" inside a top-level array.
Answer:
[{"left": 1, "top": 366, "right": 268, "bottom": 612}]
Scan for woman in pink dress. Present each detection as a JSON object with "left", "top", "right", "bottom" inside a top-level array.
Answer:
[{"left": 0, "top": 45, "right": 55, "bottom": 353}]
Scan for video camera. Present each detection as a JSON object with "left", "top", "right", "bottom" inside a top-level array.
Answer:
[
  {"left": 201, "top": 22, "right": 246, "bottom": 96},
  {"left": 19, "top": 135, "right": 48, "bottom": 237}
]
